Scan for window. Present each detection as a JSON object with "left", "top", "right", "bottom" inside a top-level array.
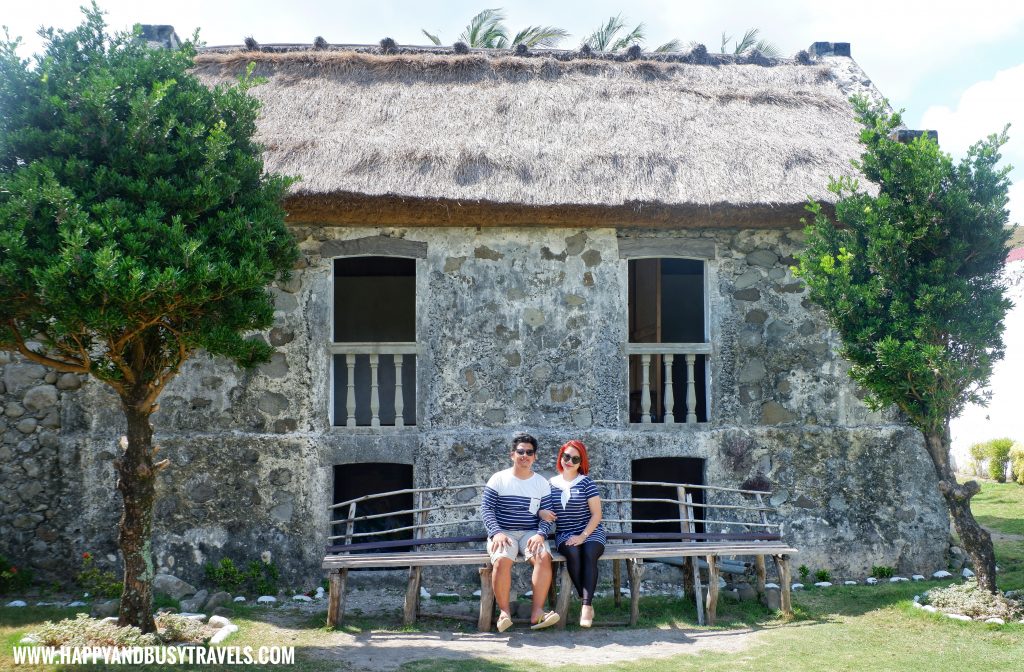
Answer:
[
  {"left": 332, "top": 257, "right": 416, "bottom": 427},
  {"left": 627, "top": 258, "right": 709, "bottom": 423}
]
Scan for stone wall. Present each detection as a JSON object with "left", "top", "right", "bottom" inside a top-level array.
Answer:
[{"left": 0, "top": 226, "right": 949, "bottom": 588}]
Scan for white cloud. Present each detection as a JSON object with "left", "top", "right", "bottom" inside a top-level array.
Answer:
[{"left": 921, "top": 63, "right": 1024, "bottom": 228}]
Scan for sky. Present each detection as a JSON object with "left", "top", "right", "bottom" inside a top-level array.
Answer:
[{"left": 3, "top": 0, "right": 1023, "bottom": 450}]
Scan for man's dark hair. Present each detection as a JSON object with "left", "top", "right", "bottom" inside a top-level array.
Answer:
[{"left": 511, "top": 433, "right": 538, "bottom": 451}]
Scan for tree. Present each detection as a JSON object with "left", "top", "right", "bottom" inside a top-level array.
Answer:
[
  {"left": 422, "top": 8, "right": 568, "bottom": 49},
  {"left": 720, "top": 28, "right": 781, "bottom": 58},
  {"left": 0, "top": 5, "right": 299, "bottom": 631},
  {"left": 581, "top": 14, "right": 681, "bottom": 53},
  {"left": 795, "top": 97, "right": 1014, "bottom": 593}
]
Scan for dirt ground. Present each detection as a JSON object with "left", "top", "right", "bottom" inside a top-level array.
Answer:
[{"left": 269, "top": 586, "right": 765, "bottom": 671}]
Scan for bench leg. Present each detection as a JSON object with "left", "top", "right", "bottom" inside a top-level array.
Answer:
[
  {"left": 705, "top": 555, "right": 719, "bottom": 626},
  {"left": 692, "top": 557, "right": 705, "bottom": 626},
  {"left": 778, "top": 555, "right": 793, "bottom": 617},
  {"left": 613, "top": 559, "right": 622, "bottom": 608},
  {"left": 403, "top": 567, "right": 422, "bottom": 626},
  {"left": 478, "top": 565, "right": 495, "bottom": 632},
  {"left": 327, "top": 569, "right": 348, "bottom": 628},
  {"left": 627, "top": 559, "right": 645, "bottom": 626},
  {"left": 555, "top": 563, "right": 572, "bottom": 630},
  {"left": 754, "top": 555, "right": 767, "bottom": 599}
]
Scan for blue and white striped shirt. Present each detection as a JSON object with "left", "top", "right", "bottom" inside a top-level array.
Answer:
[
  {"left": 548, "top": 475, "right": 607, "bottom": 547},
  {"left": 481, "top": 468, "right": 555, "bottom": 538}
]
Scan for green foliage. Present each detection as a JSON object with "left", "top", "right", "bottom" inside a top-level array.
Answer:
[
  {"left": 0, "top": 555, "right": 33, "bottom": 594},
  {"left": 814, "top": 569, "right": 832, "bottom": 583},
  {"left": 871, "top": 565, "right": 895, "bottom": 579},
  {"left": 969, "top": 442, "right": 989, "bottom": 476},
  {"left": 76, "top": 552, "right": 122, "bottom": 599},
  {"left": 1009, "top": 444, "right": 1024, "bottom": 485},
  {"left": 422, "top": 9, "right": 568, "bottom": 49},
  {"left": 795, "top": 97, "right": 1013, "bottom": 438},
  {"left": 0, "top": 4, "right": 299, "bottom": 404},
  {"left": 720, "top": 28, "right": 781, "bottom": 57},
  {"left": 985, "top": 438, "right": 1014, "bottom": 482},
  {"left": 204, "top": 557, "right": 280, "bottom": 595},
  {"left": 29, "top": 612, "right": 211, "bottom": 647},
  {"left": 798, "top": 564, "right": 810, "bottom": 581}
]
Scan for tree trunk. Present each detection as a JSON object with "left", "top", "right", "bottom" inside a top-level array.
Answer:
[
  {"left": 115, "top": 400, "right": 158, "bottom": 633},
  {"left": 924, "top": 427, "right": 997, "bottom": 593}
]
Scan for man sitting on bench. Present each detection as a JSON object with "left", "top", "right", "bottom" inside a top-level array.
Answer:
[{"left": 481, "top": 432, "right": 560, "bottom": 632}]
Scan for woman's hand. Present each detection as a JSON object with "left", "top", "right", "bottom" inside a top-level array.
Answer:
[
  {"left": 566, "top": 534, "right": 587, "bottom": 546},
  {"left": 538, "top": 509, "right": 557, "bottom": 523}
]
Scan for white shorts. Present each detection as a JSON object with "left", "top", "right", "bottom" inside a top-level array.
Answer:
[{"left": 488, "top": 529, "right": 551, "bottom": 564}]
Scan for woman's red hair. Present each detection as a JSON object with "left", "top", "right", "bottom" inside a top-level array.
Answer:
[{"left": 556, "top": 439, "right": 590, "bottom": 475}]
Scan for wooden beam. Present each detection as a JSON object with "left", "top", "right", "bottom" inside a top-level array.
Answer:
[
  {"left": 478, "top": 565, "right": 494, "bottom": 632},
  {"left": 555, "top": 564, "right": 573, "bottom": 630},
  {"left": 705, "top": 555, "right": 719, "bottom": 626},
  {"left": 403, "top": 567, "right": 422, "bottom": 626},
  {"left": 327, "top": 569, "right": 347, "bottom": 628},
  {"left": 627, "top": 559, "right": 645, "bottom": 626},
  {"left": 778, "top": 555, "right": 793, "bottom": 616}
]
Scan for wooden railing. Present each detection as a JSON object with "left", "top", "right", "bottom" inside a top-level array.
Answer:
[
  {"left": 331, "top": 342, "right": 417, "bottom": 427},
  {"left": 627, "top": 342, "right": 711, "bottom": 424}
]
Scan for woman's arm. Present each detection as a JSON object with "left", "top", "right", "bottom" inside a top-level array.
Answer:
[{"left": 566, "top": 496, "right": 603, "bottom": 546}]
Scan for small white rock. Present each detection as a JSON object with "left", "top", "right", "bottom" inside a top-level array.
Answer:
[
  {"left": 911, "top": 601, "right": 923, "bottom": 609},
  {"left": 620, "top": 587, "right": 630, "bottom": 595},
  {"left": 292, "top": 595, "right": 312, "bottom": 602},
  {"left": 764, "top": 582, "right": 780, "bottom": 589},
  {"left": 178, "top": 613, "right": 206, "bottom": 620},
  {"left": 35, "top": 601, "right": 58, "bottom": 606},
  {"left": 5, "top": 600, "right": 27, "bottom": 607},
  {"left": 922, "top": 605, "right": 939, "bottom": 613},
  {"left": 19, "top": 634, "right": 39, "bottom": 644},
  {"left": 814, "top": 581, "right": 833, "bottom": 588},
  {"left": 985, "top": 617, "right": 1005, "bottom": 625},
  {"left": 844, "top": 581, "right": 858, "bottom": 586},
  {"left": 67, "top": 601, "right": 88, "bottom": 607},
  {"left": 315, "top": 587, "right": 325, "bottom": 598},
  {"left": 420, "top": 587, "right": 431, "bottom": 599},
  {"left": 913, "top": 595, "right": 921, "bottom": 603},
  {"left": 472, "top": 590, "right": 482, "bottom": 597},
  {"left": 962, "top": 568, "right": 975, "bottom": 578},
  {"left": 946, "top": 613, "right": 972, "bottom": 622},
  {"left": 435, "top": 592, "right": 459, "bottom": 598},
  {"left": 522, "top": 590, "right": 532, "bottom": 598},
  {"left": 233, "top": 596, "right": 246, "bottom": 603},
  {"left": 933, "top": 570, "right": 953, "bottom": 579},
  {"left": 210, "top": 623, "right": 239, "bottom": 644},
  {"left": 208, "top": 615, "right": 232, "bottom": 628},
  {"left": 101, "top": 617, "right": 118, "bottom": 623},
  {"left": 791, "top": 583, "right": 804, "bottom": 591},
  {"left": 866, "top": 577, "right": 878, "bottom": 585},
  {"left": 256, "top": 596, "right": 277, "bottom": 604},
  {"left": 912, "top": 575, "right": 925, "bottom": 581},
  {"left": 890, "top": 577, "right": 909, "bottom": 583}
]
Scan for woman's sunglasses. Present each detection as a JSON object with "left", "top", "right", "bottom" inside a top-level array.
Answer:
[{"left": 561, "top": 453, "right": 581, "bottom": 465}]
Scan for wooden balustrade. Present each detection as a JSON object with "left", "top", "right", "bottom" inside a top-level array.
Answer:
[
  {"left": 627, "top": 343, "right": 711, "bottom": 424},
  {"left": 331, "top": 342, "right": 417, "bottom": 427}
]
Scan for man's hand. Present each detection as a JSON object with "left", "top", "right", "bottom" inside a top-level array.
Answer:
[
  {"left": 490, "top": 532, "right": 511, "bottom": 551},
  {"left": 526, "top": 533, "right": 548, "bottom": 556},
  {"left": 538, "top": 509, "right": 557, "bottom": 523}
]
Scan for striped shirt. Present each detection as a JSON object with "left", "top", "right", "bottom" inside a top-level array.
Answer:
[
  {"left": 548, "top": 475, "right": 607, "bottom": 547},
  {"left": 481, "top": 468, "right": 555, "bottom": 538}
]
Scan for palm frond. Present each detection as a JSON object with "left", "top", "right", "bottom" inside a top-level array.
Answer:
[
  {"left": 751, "top": 39, "right": 781, "bottom": 58},
  {"left": 733, "top": 28, "right": 760, "bottom": 54},
  {"left": 611, "top": 22, "right": 645, "bottom": 52},
  {"left": 512, "top": 25, "right": 569, "bottom": 48},
  {"left": 421, "top": 29, "right": 442, "bottom": 46},
  {"left": 720, "top": 31, "right": 731, "bottom": 54},
  {"left": 654, "top": 39, "right": 682, "bottom": 53},
  {"left": 459, "top": 8, "right": 508, "bottom": 48},
  {"left": 583, "top": 14, "right": 627, "bottom": 51}
]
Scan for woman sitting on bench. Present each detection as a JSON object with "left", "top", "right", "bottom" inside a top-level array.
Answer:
[{"left": 543, "top": 439, "right": 606, "bottom": 627}]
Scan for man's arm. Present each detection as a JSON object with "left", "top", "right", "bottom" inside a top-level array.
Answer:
[
  {"left": 537, "top": 488, "right": 556, "bottom": 537},
  {"left": 481, "top": 484, "right": 502, "bottom": 538}
]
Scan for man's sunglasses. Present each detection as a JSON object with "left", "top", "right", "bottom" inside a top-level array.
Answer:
[
  {"left": 561, "top": 453, "right": 582, "bottom": 465},
  {"left": 514, "top": 449, "right": 537, "bottom": 456}
]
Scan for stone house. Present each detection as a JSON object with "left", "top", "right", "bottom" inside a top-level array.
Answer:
[{"left": 0, "top": 40, "right": 948, "bottom": 586}]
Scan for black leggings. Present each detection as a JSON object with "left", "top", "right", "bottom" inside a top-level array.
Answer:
[{"left": 557, "top": 540, "right": 605, "bottom": 605}]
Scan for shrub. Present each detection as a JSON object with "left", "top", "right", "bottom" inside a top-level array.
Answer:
[
  {"left": 986, "top": 438, "right": 1014, "bottom": 482},
  {"left": 1009, "top": 443, "right": 1024, "bottom": 485},
  {"left": 31, "top": 613, "right": 214, "bottom": 647},
  {"left": 204, "top": 558, "right": 247, "bottom": 594},
  {"left": 814, "top": 569, "right": 832, "bottom": 583},
  {"left": 798, "top": 565, "right": 810, "bottom": 582},
  {"left": 203, "top": 556, "right": 280, "bottom": 596},
  {"left": 924, "top": 579, "right": 1023, "bottom": 620},
  {"left": 968, "top": 442, "right": 988, "bottom": 477},
  {"left": 0, "top": 555, "right": 33, "bottom": 594},
  {"left": 76, "top": 553, "right": 123, "bottom": 599},
  {"left": 871, "top": 565, "right": 895, "bottom": 579}
]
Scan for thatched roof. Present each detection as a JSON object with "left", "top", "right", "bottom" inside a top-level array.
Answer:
[{"left": 193, "top": 46, "right": 882, "bottom": 227}]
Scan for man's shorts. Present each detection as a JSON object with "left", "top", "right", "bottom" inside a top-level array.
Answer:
[{"left": 488, "top": 529, "right": 551, "bottom": 564}]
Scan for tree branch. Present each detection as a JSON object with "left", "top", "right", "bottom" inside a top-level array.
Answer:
[{"left": 7, "top": 321, "right": 89, "bottom": 374}]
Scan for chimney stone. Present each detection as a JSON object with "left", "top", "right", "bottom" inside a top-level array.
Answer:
[
  {"left": 808, "top": 42, "right": 851, "bottom": 58},
  {"left": 139, "top": 25, "right": 180, "bottom": 50}
]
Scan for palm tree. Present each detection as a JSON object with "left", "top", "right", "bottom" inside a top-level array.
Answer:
[
  {"left": 582, "top": 14, "right": 682, "bottom": 53},
  {"left": 720, "top": 28, "right": 781, "bottom": 58},
  {"left": 422, "top": 8, "right": 568, "bottom": 49}
]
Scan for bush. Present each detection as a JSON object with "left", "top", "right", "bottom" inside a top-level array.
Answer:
[
  {"left": 924, "top": 579, "right": 1023, "bottom": 620},
  {"left": 986, "top": 438, "right": 1014, "bottom": 482},
  {"left": 0, "top": 555, "right": 33, "bottom": 594},
  {"left": 203, "top": 556, "right": 280, "bottom": 596},
  {"left": 31, "top": 613, "right": 214, "bottom": 647},
  {"left": 871, "top": 565, "right": 895, "bottom": 579},
  {"left": 1009, "top": 443, "right": 1024, "bottom": 485},
  {"left": 814, "top": 569, "right": 832, "bottom": 583},
  {"left": 76, "top": 553, "right": 123, "bottom": 599},
  {"left": 969, "top": 442, "right": 988, "bottom": 477},
  {"left": 798, "top": 565, "right": 810, "bottom": 582}
]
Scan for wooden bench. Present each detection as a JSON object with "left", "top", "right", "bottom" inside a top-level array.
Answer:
[{"left": 323, "top": 480, "right": 796, "bottom": 630}]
